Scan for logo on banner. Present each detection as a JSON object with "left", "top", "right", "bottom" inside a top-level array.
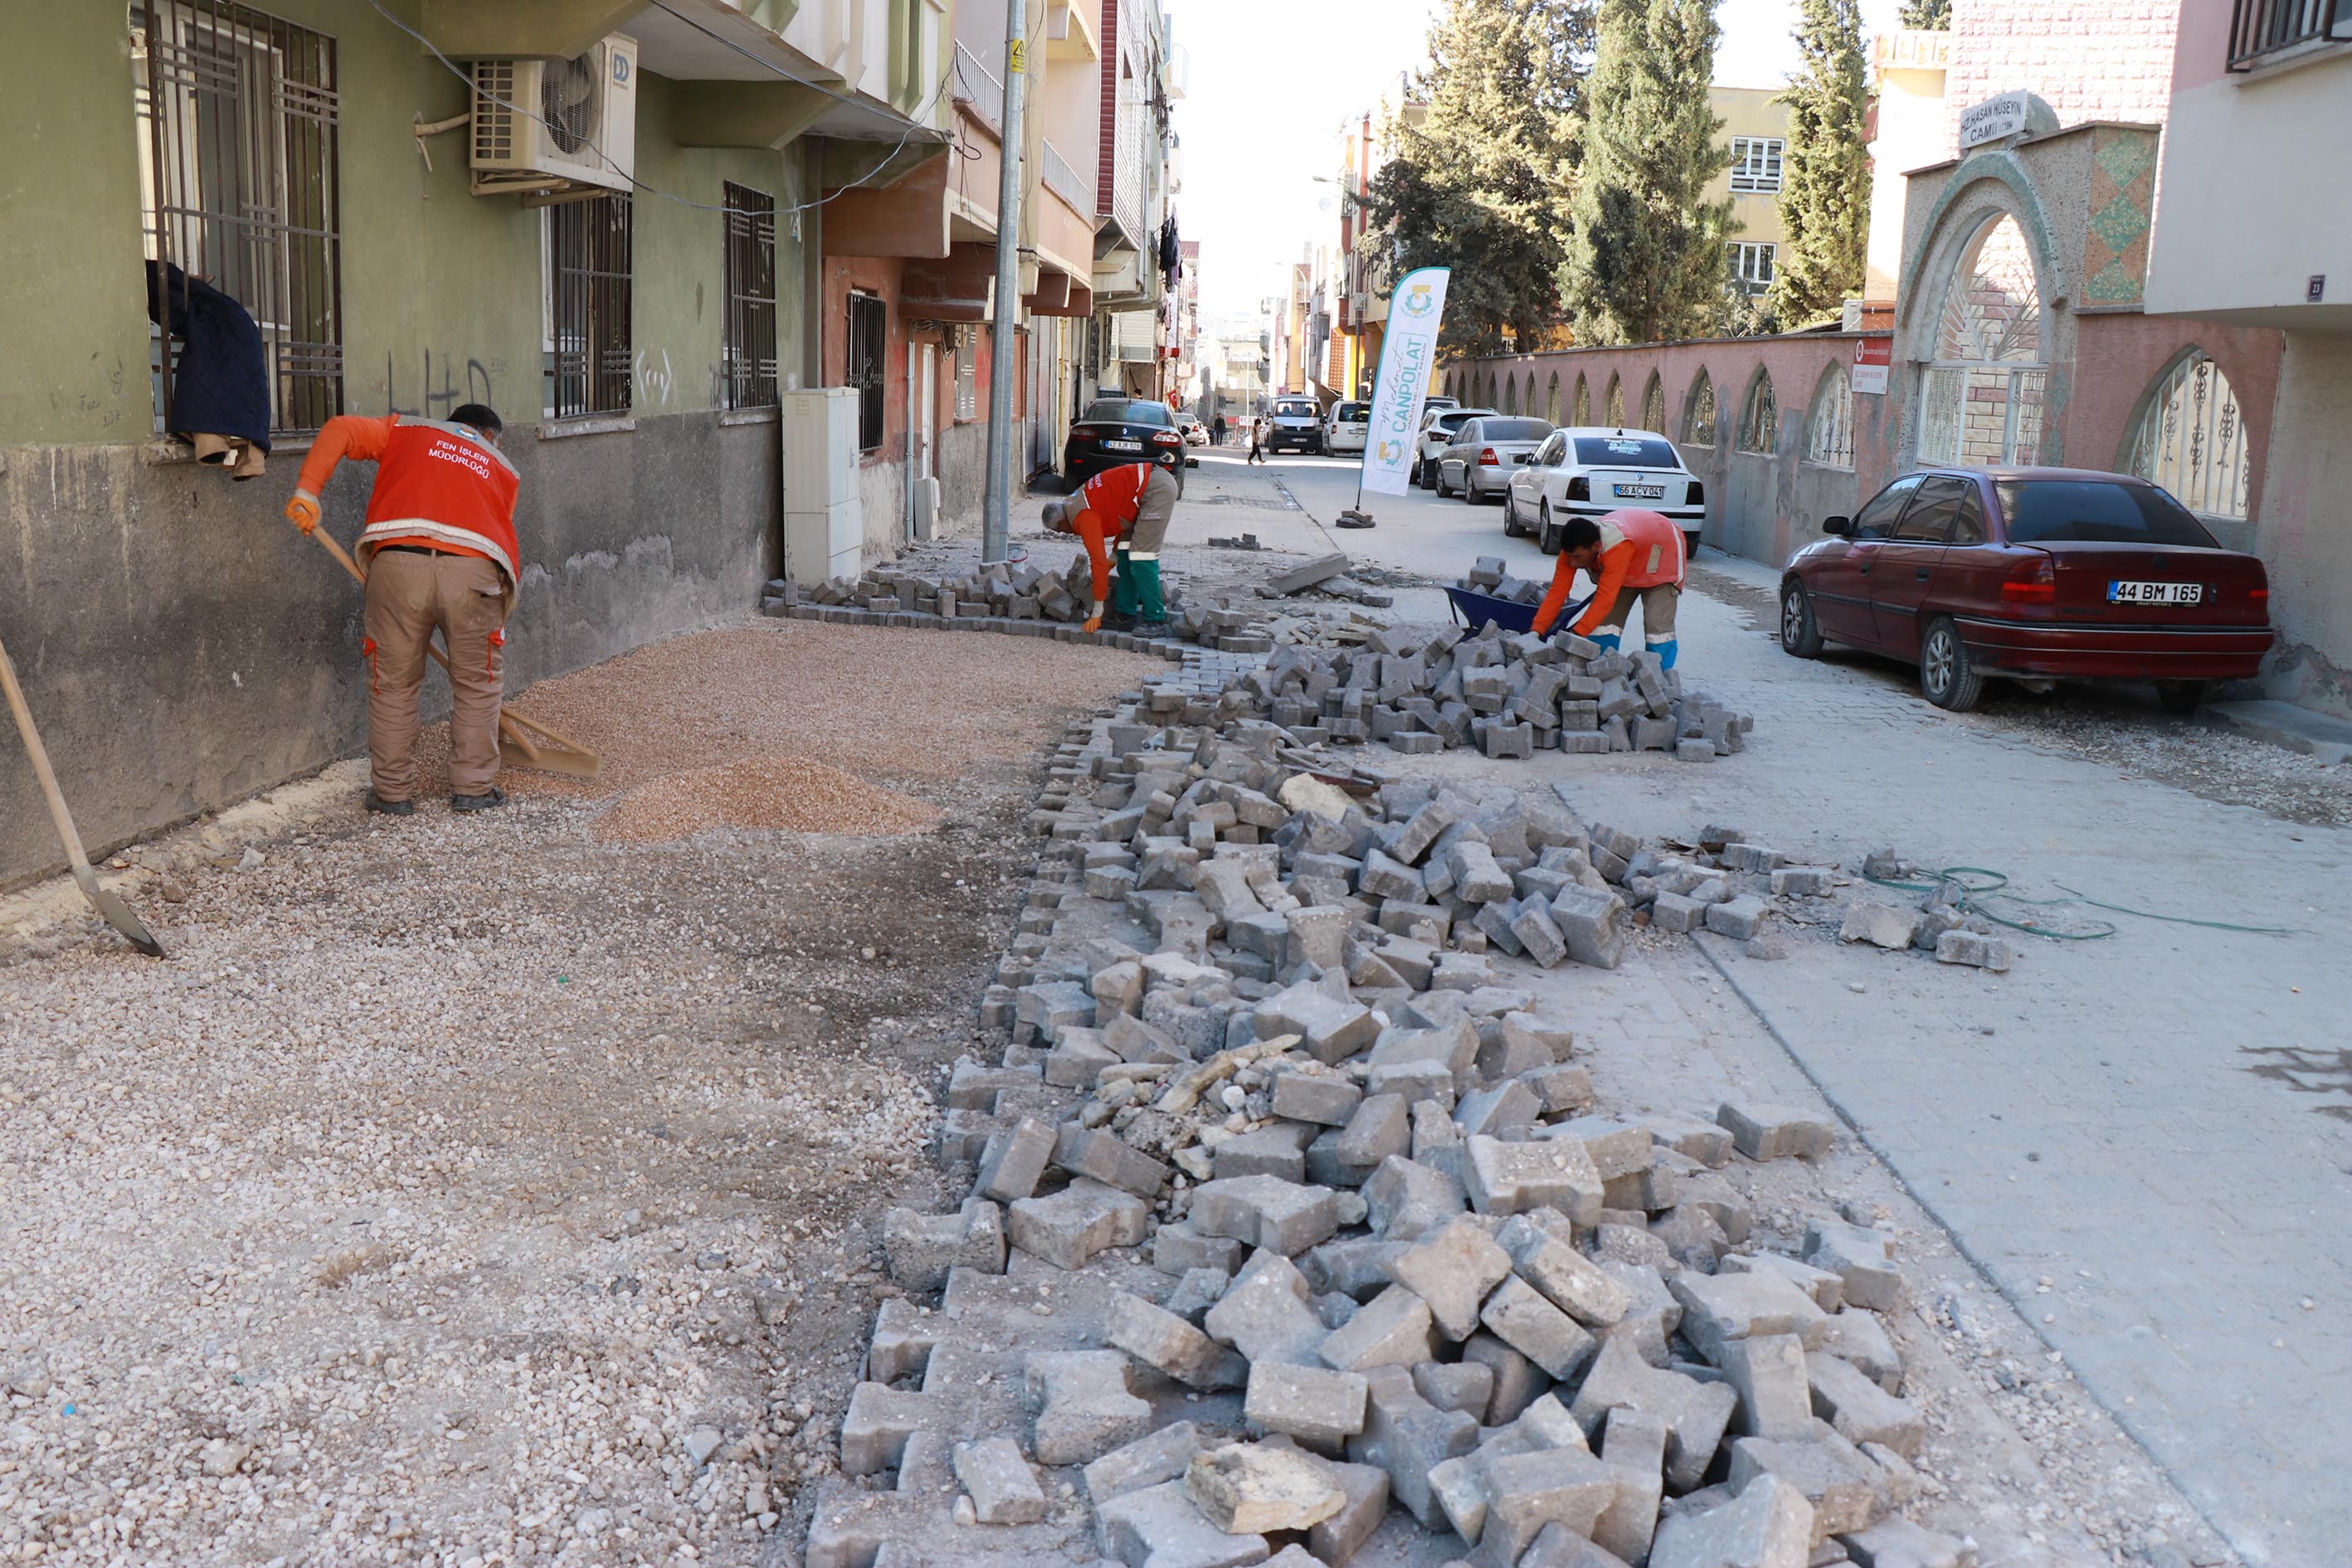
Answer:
[
  {"left": 1376, "top": 439, "right": 1403, "bottom": 463},
  {"left": 1401, "top": 283, "right": 1435, "bottom": 318}
]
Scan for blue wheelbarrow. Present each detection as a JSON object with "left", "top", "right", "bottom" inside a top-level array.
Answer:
[{"left": 1444, "top": 585, "right": 1590, "bottom": 635}]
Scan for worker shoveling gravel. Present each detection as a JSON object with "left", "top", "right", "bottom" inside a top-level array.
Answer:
[{"left": 596, "top": 756, "right": 941, "bottom": 845}]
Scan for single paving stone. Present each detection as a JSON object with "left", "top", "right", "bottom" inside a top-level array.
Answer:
[
  {"left": 839, "top": 1381, "right": 942, "bottom": 1476},
  {"left": 1185, "top": 1442, "right": 1346, "bottom": 1534},
  {"left": 1155, "top": 1220, "right": 1249, "bottom": 1277},
  {"left": 1463, "top": 1330, "right": 1550, "bottom": 1424},
  {"left": 1548, "top": 884, "right": 1629, "bottom": 969},
  {"left": 1934, "top": 928, "right": 2014, "bottom": 971},
  {"left": 1412, "top": 1359, "right": 1496, "bottom": 1418},
  {"left": 1804, "top": 1220, "right": 1910, "bottom": 1312},
  {"left": 1385, "top": 1216, "right": 1513, "bottom": 1341},
  {"left": 1085, "top": 1420, "right": 1213, "bottom": 1502},
  {"left": 866, "top": 1298, "right": 937, "bottom": 1385},
  {"left": 1648, "top": 1472, "right": 1814, "bottom": 1568},
  {"left": 1244, "top": 1360, "right": 1370, "bottom": 1447},
  {"left": 1008, "top": 1179, "right": 1151, "bottom": 1269},
  {"left": 1271, "top": 1069, "right": 1362, "bottom": 1127},
  {"left": 1838, "top": 899, "right": 1919, "bottom": 951},
  {"left": 1463, "top": 1133, "right": 1605, "bottom": 1222},
  {"left": 1520, "top": 1524, "right": 1637, "bottom": 1568},
  {"left": 1479, "top": 1274, "right": 1600, "bottom": 1380},
  {"left": 1498, "top": 1212, "right": 1632, "bottom": 1326},
  {"left": 1097, "top": 1478, "right": 1271, "bottom": 1568},
  {"left": 1728, "top": 1430, "right": 1892, "bottom": 1543},
  {"left": 1818, "top": 1309, "right": 1903, "bottom": 1391},
  {"left": 1190, "top": 1175, "right": 1345, "bottom": 1255},
  {"left": 1332, "top": 1092, "right": 1411, "bottom": 1168},
  {"left": 1705, "top": 894, "right": 1770, "bottom": 940},
  {"left": 953, "top": 1436, "right": 1046, "bottom": 1524},
  {"left": 1214, "top": 1122, "right": 1318, "bottom": 1184},
  {"left": 1593, "top": 1406, "right": 1669, "bottom": 1565},
  {"left": 882, "top": 1200, "right": 1006, "bottom": 1292},
  {"left": 1028, "top": 1350, "right": 1153, "bottom": 1466},
  {"left": 1838, "top": 1515, "right": 1975, "bottom": 1568},
  {"left": 1720, "top": 1251, "right": 1848, "bottom": 1312},
  {"left": 1671, "top": 1272, "right": 1832, "bottom": 1365},
  {"left": 1716, "top": 1101, "right": 1835, "bottom": 1162},
  {"left": 1346, "top": 1364, "right": 1479, "bottom": 1525},
  {"left": 1319, "top": 1283, "right": 1437, "bottom": 1372},
  {"left": 1806, "top": 1351, "right": 1925, "bottom": 1457},
  {"left": 1108, "top": 1290, "right": 1249, "bottom": 1390},
  {"left": 1472, "top": 1446, "right": 1621, "bottom": 1568},
  {"left": 1307, "top": 1458, "right": 1391, "bottom": 1568},
  {"left": 1057, "top": 1124, "right": 1173, "bottom": 1197},
  {"left": 975, "top": 1116, "right": 1059, "bottom": 1203},
  {"left": 1570, "top": 1336, "right": 1738, "bottom": 1492},
  {"left": 1205, "top": 1250, "right": 1330, "bottom": 1366},
  {"left": 1363, "top": 1155, "right": 1468, "bottom": 1240},
  {"left": 1721, "top": 1332, "right": 1816, "bottom": 1439}
]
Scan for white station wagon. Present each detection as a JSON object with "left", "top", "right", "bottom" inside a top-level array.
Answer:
[{"left": 1503, "top": 426, "right": 1708, "bottom": 556}]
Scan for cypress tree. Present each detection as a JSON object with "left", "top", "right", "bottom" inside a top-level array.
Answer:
[
  {"left": 1558, "top": 0, "right": 1736, "bottom": 346},
  {"left": 1357, "top": 0, "right": 1595, "bottom": 355},
  {"left": 1768, "top": 0, "right": 1871, "bottom": 327},
  {"left": 1901, "top": 0, "right": 1951, "bottom": 27}
]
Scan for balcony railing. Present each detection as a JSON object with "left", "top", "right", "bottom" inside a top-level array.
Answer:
[
  {"left": 1040, "top": 139, "right": 1090, "bottom": 214},
  {"left": 953, "top": 43, "right": 1002, "bottom": 134},
  {"left": 2228, "top": 0, "right": 2350, "bottom": 66}
]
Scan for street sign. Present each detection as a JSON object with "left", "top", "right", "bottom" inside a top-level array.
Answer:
[
  {"left": 1852, "top": 336, "right": 1892, "bottom": 396},
  {"left": 1958, "top": 93, "right": 2028, "bottom": 149}
]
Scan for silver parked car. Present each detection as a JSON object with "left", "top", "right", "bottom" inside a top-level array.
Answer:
[
  {"left": 1436, "top": 416, "right": 1556, "bottom": 503},
  {"left": 1411, "top": 406, "right": 1496, "bottom": 489}
]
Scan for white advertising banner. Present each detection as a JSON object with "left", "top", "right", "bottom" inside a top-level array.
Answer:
[{"left": 1359, "top": 266, "right": 1450, "bottom": 497}]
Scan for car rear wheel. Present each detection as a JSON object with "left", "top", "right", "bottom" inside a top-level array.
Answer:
[
  {"left": 1435, "top": 465, "right": 1454, "bottom": 498},
  {"left": 2156, "top": 679, "right": 2208, "bottom": 715},
  {"left": 1919, "top": 617, "right": 1985, "bottom": 712},
  {"left": 1779, "top": 580, "right": 1824, "bottom": 658},
  {"left": 1537, "top": 501, "right": 1561, "bottom": 556},
  {"left": 1502, "top": 489, "right": 1524, "bottom": 537},
  {"left": 1419, "top": 459, "right": 1437, "bottom": 491}
]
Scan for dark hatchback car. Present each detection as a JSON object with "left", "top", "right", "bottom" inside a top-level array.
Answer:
[
  {"left": 1779, "top": 466, "right": 2273, "bottom": 713},
  {"left": 1064, "top": 398, "right": 1189, "bottom": 492}
]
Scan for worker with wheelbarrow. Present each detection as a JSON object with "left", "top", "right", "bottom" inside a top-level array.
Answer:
[
  {"left": 1041, "top": 460, "right": 1179, "bottom": 636},
  {"left": 285, "top": 404, "right": 522, "bottom": 816},
  {"left": 1531, "top": 509, "right": 1687, "bottom": 669}
]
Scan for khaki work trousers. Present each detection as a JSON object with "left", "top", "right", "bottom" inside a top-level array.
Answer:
[
  {"left": 362, "top": 549, "right": 506, "bottom": 800},
  {"left": 1592, "top": 582, "right": 1680, "bottom": 645}
]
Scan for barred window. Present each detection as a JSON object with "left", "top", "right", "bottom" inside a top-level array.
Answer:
[
  {"left": 1683, "top": 371, "right": 1718, "bottom": 446},
  {"left": 720, "top": 183, "right": 777, "bottom": 411},
  {"left": 1729, "top": 136, "right": 1784, "bottom": 194},
  {"left": 849, "top": 292, "right": 886, "bottom": 451},
  {"left": 1641, "top": 373, "right": 1665, "bottom": 434},
  {"left": 1739, "top": 371, "right": 1780, "bottom": 455},
  {"left": 1806, "top": 363, "right": 1855, "bottom": 469},
  {"left": 134, "top": 0, "right": 343, "bottom": 436},
  {"left": 2127, "top": 351, "right": 2250, "bottom": 519},
  {"left": 1572, "top": 375, "right": 1590, "bottom": 426},
  {"left": 547, "top": 193, "right": 633, "bottom": 417},
  {"left": 955, "top": 325, "right": 978, "bottom": 421},
  {"left": 1546, "top": 373, "right": 1561, "bottom": 425},
  {"left": 1605, "top": 376, "right": 1625, "bottom": 426}
]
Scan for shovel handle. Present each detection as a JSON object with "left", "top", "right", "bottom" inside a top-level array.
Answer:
[{"left": 0, "top": 633, "right": 99, "bottom": 879}]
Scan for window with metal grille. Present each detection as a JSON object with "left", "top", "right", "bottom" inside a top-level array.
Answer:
[
  {"left": 1726, "top": 241, "right": 1776, "bottom": 295},
  {"left": 2228, "top": 0, "right": 2351, "bottom": 68},
  {"left": 1739, "top": 371, "right": 1780, "bottom": 454},
  {"left": 134, "top": 0, "right": 343, "bottom": 436},
  {"left": 721, "top": 183, "right": 777, "bottom": 411},
  {"left": 1729, "top": 136, "right": 1784, "bottom": 193},
  {"left": 955, "top": 325, "right": 979, "bottom": 421},
  {"left": 849, "top": 292, "right": 886, "bottom": 452},
  {"left": 1806, "top": 363, "right": 1855, "bottom": 469},
  {"left": 1642, "top": 373, "right": 1666, "bottom": 435},
  {"left": 2127, "top": 351, "right": 2251, "bottom": 519},
  {"left": 546, "top": 193, "right": 633, "bottom": 418},
  {"left": 1684, "top": 371, "right": 1718, "bottom": 446}
]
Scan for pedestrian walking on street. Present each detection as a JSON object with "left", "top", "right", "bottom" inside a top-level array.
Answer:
[
  {"left": 1211, "top": 412, "right": 1226, "bottom": 446},
  {"left": 1041, "top": 460, "right": 1179, "bottom": 635},
  {"left": 284, "top": 405, "right": 523, "bottom": 814},
  {"left": 1531, "top": 509, "right": 1686, "bottom": 669},
  {"left": 1247, "top": 417, "right": 1265, "bottom": 465}
]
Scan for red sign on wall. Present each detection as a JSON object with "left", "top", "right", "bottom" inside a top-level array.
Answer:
[{"left": 1852, "top": 336, "right": 1892, "bottom": 396}]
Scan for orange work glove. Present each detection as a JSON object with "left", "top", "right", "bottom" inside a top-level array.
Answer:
[
  {"left": 1083, "top": 614, "right": 1103, "bottom": 634},
  {"left": 285, "top": 490, "right": 322, "bottom": 535}
]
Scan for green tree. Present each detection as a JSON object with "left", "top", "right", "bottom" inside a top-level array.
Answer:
[
  {"left": 1356, "top": 0, "right": 1596, "bottom": 356},
  {"left": 1900, "top": 0, "right": 1951, "bottom": 27},
  {"left": 1558, "top": 0, "right": 1736, "bottom": 346},
  {"left": 1767, "top": 0, "right": 1871, "bottom": 327}
]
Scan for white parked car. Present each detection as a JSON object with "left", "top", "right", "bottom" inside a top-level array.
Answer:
[
  {"left": 1323, "top": 400, "right": 1371, "bottom": 455},
  {"left": 1411, "top": 406, "right": 1496, "bottom": 489},
  {"left": 1179, "top": 415, "right": 1209, "bottom": 446},
  {"left": 1504, "top": 426, "right": 1708, "bottom": 556},
  {"left": 1435, "top": 416, "right": 1556, "bottom": 503}
]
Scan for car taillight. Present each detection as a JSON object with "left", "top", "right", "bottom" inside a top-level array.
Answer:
[
  {"left": 1687, "top": 479, "right": 1705, "bottom": 504},
  {"left": 2250, "top": 587, "right": 2269, "bottom": 601},
  {"left": 2001, "top": 557, "right": 2057, "bottom": 604},
  {"left": 1150, "top": 430, "right": 1181, "bottom": 446},
  {"left": 1566, "top": 476, "right": 1590, "bottom": 500},
  {"left": 1478, "top": 447, "right": 1500, "bottom": 466}
]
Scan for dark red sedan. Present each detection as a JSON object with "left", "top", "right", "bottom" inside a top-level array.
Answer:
[{"left": 1778, "top": 466, "right": 2273, "bottom": 713}]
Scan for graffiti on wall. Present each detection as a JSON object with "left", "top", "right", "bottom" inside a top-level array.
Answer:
[{"left": 384, "top": 349, "right": 501, "bottom": 420}]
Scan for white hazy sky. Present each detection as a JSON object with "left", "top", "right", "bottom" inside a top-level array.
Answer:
[{"left": 1172, "top": 0, "right": 1905, "bottom": 319}]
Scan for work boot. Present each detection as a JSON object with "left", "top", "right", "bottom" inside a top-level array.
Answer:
[
  {"left": 365, "top": 792, "right": 415, "bottom": 816},
  {"left": 1132, "top": 618, "right": 1171, "bottom": 639},
  {"left": 450, "top": 786, "right": 507, "bottom": 812},
  {"left": 1100, "top": 611, "right": 1137, "bottom": 631}
]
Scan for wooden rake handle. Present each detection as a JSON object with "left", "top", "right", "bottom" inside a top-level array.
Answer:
[{"left": 301, "top": 527, "right": 597, "bottom": 762}]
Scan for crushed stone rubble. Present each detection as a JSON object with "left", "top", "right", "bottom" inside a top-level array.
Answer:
[{"left": 806, "top": 693, "right": 1987, "bottom": 1568}]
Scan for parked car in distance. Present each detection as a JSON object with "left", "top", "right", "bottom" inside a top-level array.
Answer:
[
  {"left": 1412, "top": 406, "right": 1497, "bottom": 488},
  {"left": 1064, "top": 398, "right": 1188, "bottom": 493},
  {"left": 1179, "top": 414, "right": 1208, "bottom": 446},
  {"left": 1324, "top": 400, "right": 1371, "bottom": 455},
  {"left": 1504, "top": 427, "right": 1707, "bottom": 556},
  {"left": 1424, "top": 396, "right": 1459, "bottom": 412},
  {"left": 1778, "top": 465, "right": 2273, "bottom": 713},
  {"left": 1435, "top": 416, "right": 1556, "bottom": 502},
  {"left": 1265, "top": 397, "right": 1325, "bottom": 455}
]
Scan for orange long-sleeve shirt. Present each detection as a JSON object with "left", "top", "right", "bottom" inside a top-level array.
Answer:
[
  {"left": 295, "top": 415, "right": 493, "bottom": 564},
  {"left": 1069, "top": 464, "right": 1153, "bottom": 605}
]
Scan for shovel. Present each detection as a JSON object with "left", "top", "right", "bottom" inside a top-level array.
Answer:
[
  {"left": 0, "top": 632, "right": 167, "bottom": 958},
  {"left": 301, "top": 527, "right": 601, "bottom": 779}
]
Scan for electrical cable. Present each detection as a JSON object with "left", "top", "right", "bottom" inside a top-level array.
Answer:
[
  {"left": 363, "top": 0, "right": 954, "bottom": 221},
  {"left": 1863, "top": 866, "right": 2298, "bottom": 940}
]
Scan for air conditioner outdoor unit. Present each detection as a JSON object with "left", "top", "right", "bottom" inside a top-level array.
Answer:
[{"left": 469, "top": 34, "right": 638, "bottom": 197}]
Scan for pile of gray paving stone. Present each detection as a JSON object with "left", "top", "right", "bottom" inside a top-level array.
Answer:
[
  {"left": 1829, "top": 852, "right": 2017, "bottom": 973},
  {"left": 1212, "top": 620, "right": 1755, "bottom": 762},
  {"left": 804, "top": 698, "right": 1981, "bottom": 1568},
  {"left": 766, "top": 562, "right": 1294, "bottom": 654}
]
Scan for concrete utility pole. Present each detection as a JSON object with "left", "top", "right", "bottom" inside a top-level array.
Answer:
[{"left": 981, "top": 0, "right": 1027, "bottom": 566}]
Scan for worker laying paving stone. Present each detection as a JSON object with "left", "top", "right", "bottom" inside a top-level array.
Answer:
[{"left": 804, "top": 690, "right": 1982, "bottom": 1568}]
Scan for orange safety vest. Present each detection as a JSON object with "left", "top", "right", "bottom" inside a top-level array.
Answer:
[{"left": 356, "top": 417, "right": 523, "bottom": 598}]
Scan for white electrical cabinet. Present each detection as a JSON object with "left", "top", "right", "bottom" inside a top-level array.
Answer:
[{"left": 781, "top": 388, "right": 864, "bottom": 583}]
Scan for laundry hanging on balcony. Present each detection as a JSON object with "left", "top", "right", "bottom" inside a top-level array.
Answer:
[
  {"left": 144, "top": 261, "right": 271, "bottom": 479},
  {"left": 1158, "top": 217, "right": 1181, "bottom": 285}
]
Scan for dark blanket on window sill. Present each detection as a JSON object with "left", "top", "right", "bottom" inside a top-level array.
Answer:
[{"left": 145, "top": 260, "right": 271, "bottom": 454}]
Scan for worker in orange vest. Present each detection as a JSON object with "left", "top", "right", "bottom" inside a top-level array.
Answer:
[
  {"left": 1531, "top": 509, "right": 1686, "bottom": 668},
  {"left": 284, "top": 404, "right": 522, "bottom": 815},
  {"left": 1041, "top": 460, "right": 1179, "bottom": 635}
]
